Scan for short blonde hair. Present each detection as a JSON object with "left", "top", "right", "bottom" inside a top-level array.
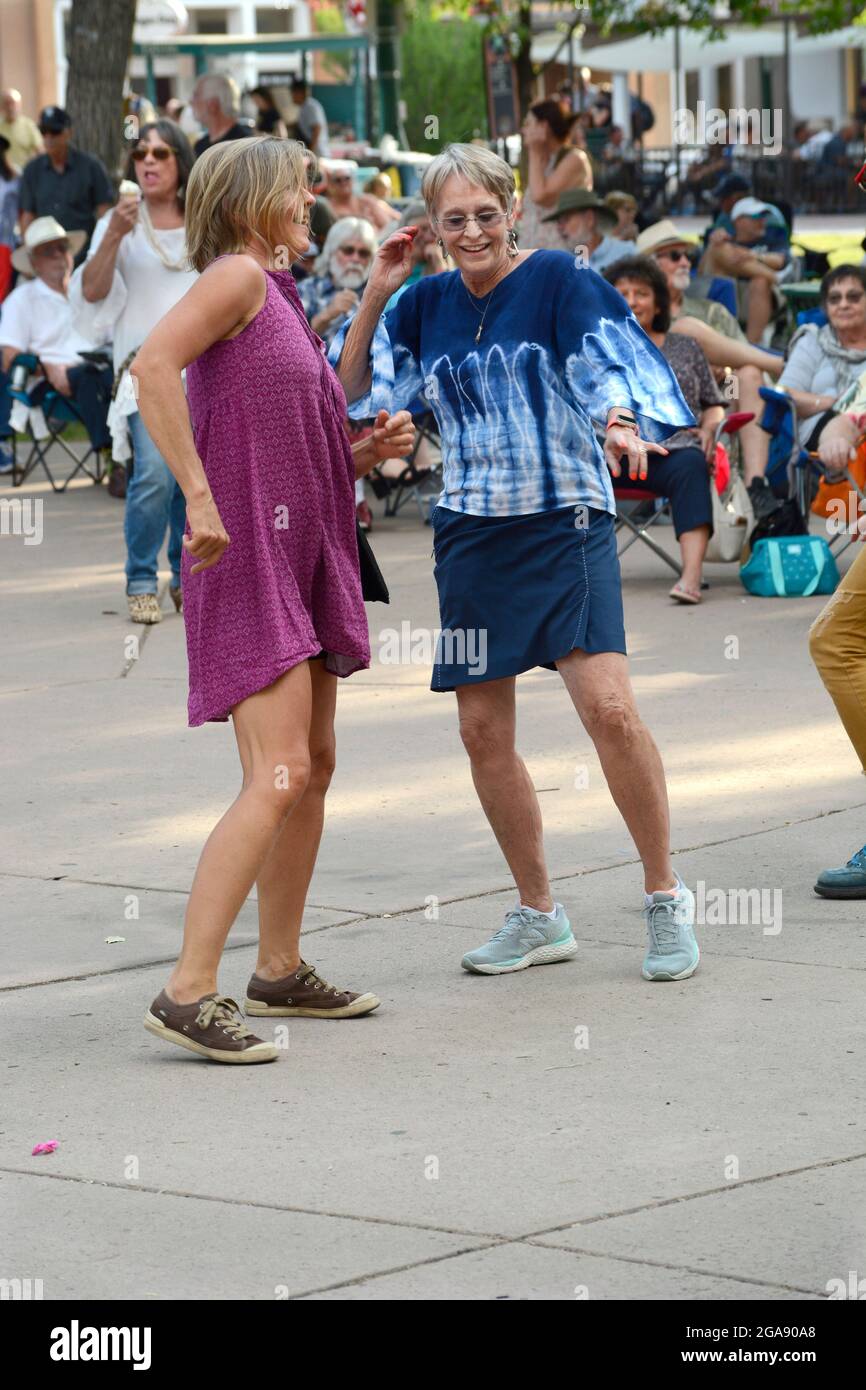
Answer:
[
  {"left": 185, "top": 136, "right": 309, "bottom": 273},
  {"left": 421, "top": 143, "right": 515, "bottom": 220}
]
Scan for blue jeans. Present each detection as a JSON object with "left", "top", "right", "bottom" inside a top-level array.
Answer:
[{"left": 125, "top": 411, "right": 186, "bottom": 595}]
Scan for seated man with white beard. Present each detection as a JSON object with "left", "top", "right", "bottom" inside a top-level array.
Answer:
[{"left": 299, "top": 217, "right": 379, "bottom": 528}]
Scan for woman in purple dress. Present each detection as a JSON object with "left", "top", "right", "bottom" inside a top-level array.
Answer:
[{"left": 131, "top": 137, "right": 414, "bottom": 1064}]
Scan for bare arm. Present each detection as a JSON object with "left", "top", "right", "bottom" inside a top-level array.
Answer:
[
  {"left": 18, "top": 209, "right": 34, "bottom": 234},
  {"left": 527, "top": 146, "right": 590, "bottom": 207},
  {"left": 81, "top": 198, "right": 139, "bottom": 302},
  {"left": 332, "top": 226, "right": 418, "bottom": 403},
  {"left": 817, "top": 412, "right": 860, "bottom": 474},
  {"left": 670, "top": 315, "right": 782, "bottom": 376},
  {"left": 130, "top": 255, "right": 266, "bottom": 571},
  {"left": 786, "top": 387, "right": 836, "bottom": 419}
]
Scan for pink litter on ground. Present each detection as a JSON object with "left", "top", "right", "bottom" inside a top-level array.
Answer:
[{"left": 31, "top": 1141, "right": 58, "bottom": 1155}]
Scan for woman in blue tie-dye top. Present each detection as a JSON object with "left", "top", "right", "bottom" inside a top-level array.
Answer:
[{"left": 331, "top": 143, "right": 704, "bottom": 986}]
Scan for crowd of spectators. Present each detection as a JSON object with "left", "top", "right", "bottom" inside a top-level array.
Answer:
[{"left": 2, "top": 75, "right": 866, "bottom": 605}]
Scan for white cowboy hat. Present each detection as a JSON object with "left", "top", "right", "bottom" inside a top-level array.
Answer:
[{"left": 11, "top": 216, "right": 87, "bottom": 275}]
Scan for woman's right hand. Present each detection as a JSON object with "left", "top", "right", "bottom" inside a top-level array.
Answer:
[
  {"left": 366, "top": 226, "right": 418, "bottom": 299},
  {"left": 108, "top": 195, "right": 140, "bottom": 240},
  {"left": 184, "top": 494, "right": 230, "bottom": 574}
]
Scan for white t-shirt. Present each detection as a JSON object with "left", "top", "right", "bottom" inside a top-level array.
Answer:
[
  {"left": 297, "top": 97, "right": 330, "bottom": 156},
  {"left": 68, "top": 209, "right": 198, "bottom": 371},
  {"left": 0, "top": 277, "right": 98, "bottom": 365}
]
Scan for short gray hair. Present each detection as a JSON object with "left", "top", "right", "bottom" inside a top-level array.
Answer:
[
  {"left": 315, "top": 216, "right": 378, "bottom": 275},
  {"left": 196, "top": 73, "right": 240, "bottom": 117},
  {"left": 421, "top": 143, "right": 515, "bottom": 220}
]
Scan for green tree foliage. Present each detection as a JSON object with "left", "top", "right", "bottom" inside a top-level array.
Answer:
[{"left": 401, "top": 3, "right": 488, "bottom": 148}]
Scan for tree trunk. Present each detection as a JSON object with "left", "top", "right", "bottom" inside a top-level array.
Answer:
[
  {"left": 65, "top": 0, "right": 138, "bottom": 183},
  {"left": 514, "top": 3, "right": 534, "bottom": 188}
]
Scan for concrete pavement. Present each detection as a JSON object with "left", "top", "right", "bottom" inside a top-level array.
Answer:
[{"left": 2, "top": 454, "right": 865, "bottom": 1301}]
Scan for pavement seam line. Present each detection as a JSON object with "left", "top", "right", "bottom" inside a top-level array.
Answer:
[
  {"left": 292, "top": 1241, "right": 820, "bottom": 1301},
  {"left": 0, "top": 1165, "right": 510, "bottom": 1243},
  {"left": 119, "top": 580, "right": 169, "bottom": 678},
  {"left": 513, "top": 1148, "right": 866, "bottom": 1242},
  {"left": 519, "top": 1241, "right": 822, "bottom": 1298},
  {"left": 2, "top": 798, "right": 865, "bottom": 923}
]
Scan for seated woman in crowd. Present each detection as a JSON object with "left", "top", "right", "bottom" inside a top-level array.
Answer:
[
  {"left": 605, "top": 256, "right": 722, "bottom": 605},
  {"left": 518, "top": 98, "right": 593, "bottom": 249},
  {"left": 782, "top": 264, "right": 866, "bottom": 452}
]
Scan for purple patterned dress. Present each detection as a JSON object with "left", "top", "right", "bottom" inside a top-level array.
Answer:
[{"left": 183, "top": 263, "right": 370, "bottom": 726}]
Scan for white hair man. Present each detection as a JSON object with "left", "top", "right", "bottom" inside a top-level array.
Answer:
[
  {"left": 191, "top": 74, "right": 254, "bottom": 158},
  {"left": 298, "top": 217, "right": 380, "bottom": 529},
  {"left": 299, "top": 217, "right": 378, "bottom": 345}
]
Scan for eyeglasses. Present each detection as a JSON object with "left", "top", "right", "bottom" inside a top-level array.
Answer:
[
  {"left": 336, "top": 245, "right": 371, "bottom": 259},
  {"left": 657, "top": 249, "right": 691, "bottom": 263},
  {"left": 131, "top": 146, "right": 175, "bottom": 162},
  {"left": 826, "top": 290, "right": 865, "bottom": 306},
  {"left": 437, "top": 211, "right": 507, "bottom": 234}
]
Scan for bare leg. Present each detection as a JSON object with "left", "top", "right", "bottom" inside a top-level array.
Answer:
[
  {"left": 556, "top": 650, "right": 674, "bottom": 894},
  {"left": 745, "top": 276, "right": 773, "bottom": 342},
  {"left": 455, "top": 677, "right": 554, "bottom": 911},
  {"left": 733, "top": 364, "right": 771, "bottom": 485},
  {"left": 679, "top": 524, "right": 710, "bottom": 593},
  {"left": 165, "top": 663, "right": 315, "bottom": 1004},
  {"left": 671, "top": 317, "right": 782, "bottom": 377},
  {"left": 255, "top": 661, "right": 337, "bottom": 979}
]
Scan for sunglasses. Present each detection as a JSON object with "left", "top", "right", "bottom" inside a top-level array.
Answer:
[
  {"left": 336, "top": 245, "right": 371, "bottom": 259},
  {"left": 131, "top": 146, "right": 176, "bottom": 162},
  {"left": 826, "top": 290, "right": 865, "bottom": 306},
  {"left": 658, "top": 248, "right": 691, "bottom": 263}
]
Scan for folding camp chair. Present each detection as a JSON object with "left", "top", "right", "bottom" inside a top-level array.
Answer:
[
  {"left": 759, "top": 384, "right": 866, "bottom": 561},
  {"left": 614, "top": 411, "right": 755, "bottom": 578},
  {"left": 373, "top": 408, "right": 442, "bottom": 523},
  {"left": 7, "top": 351, "right": 109, "bottom": 493}
]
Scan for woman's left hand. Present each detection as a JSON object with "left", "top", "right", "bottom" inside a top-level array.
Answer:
[
  {"left": 371, "top": 408, "right": 415, "bottom": 462},
  {"left": 604, "top": 426, "right": 668, "bottom": 482},
  {"left": 697, "top": 424, "right": 717, "bottom": 465}
]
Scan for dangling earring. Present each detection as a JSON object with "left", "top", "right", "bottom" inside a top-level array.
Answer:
[
  {"left": 437, "top": 237, "right": 449, "bottom": 260},
  {"left": 507, "top": 227, "right": 519, "bottom": 258}
]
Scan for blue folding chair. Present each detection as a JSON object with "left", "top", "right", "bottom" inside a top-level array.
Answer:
[
  {"left": 7, "top": 351, "right": 108, "bottom": 493},
  {"left": 758, "top": 385, "right": 864, "bottom": 560}
]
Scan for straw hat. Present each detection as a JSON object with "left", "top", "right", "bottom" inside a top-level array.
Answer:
[
  {"left": 635, "top": 219, "right": 694, "bottom": 257},
  {"left": 11, "top": 216, "right": 87, "bottom": 275}
]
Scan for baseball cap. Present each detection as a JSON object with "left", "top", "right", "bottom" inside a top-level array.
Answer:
[
  {"left": 39, "top": 106, "right": 72, "bottom": 132},
  {"left": 711, "top": 172, "right": 749, "bottom": 201},
  {"left": 730, "top": 197, "right": 772, "bottom": 220}
]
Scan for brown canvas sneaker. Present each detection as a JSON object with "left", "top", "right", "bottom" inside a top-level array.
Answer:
[
  {"left": 144, "top": 991, "right": 278, "bottom": 1063},
  {"left": 245, "top": 962, "right": 380, "bottom": 1019}
]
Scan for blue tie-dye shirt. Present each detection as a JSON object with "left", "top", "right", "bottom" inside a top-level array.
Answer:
[{"left": 329, "top": 249, "right": 694, "bottom": 518}]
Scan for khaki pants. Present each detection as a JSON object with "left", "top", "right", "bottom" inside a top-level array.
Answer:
[{"left": 809, "top": 543, "right": 866, "bottom": 772}]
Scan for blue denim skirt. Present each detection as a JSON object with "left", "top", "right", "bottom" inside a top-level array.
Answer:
[{"left": 431, "top": 503, "right": 627, "bottom": 692}]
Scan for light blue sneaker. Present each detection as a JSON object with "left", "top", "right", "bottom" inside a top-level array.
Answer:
[
  {"left": 461, "top": 904, "right": 577, "bottom": 975},
  {"left": 642, "top": 877, "right": 700, "bottom": 981}
]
